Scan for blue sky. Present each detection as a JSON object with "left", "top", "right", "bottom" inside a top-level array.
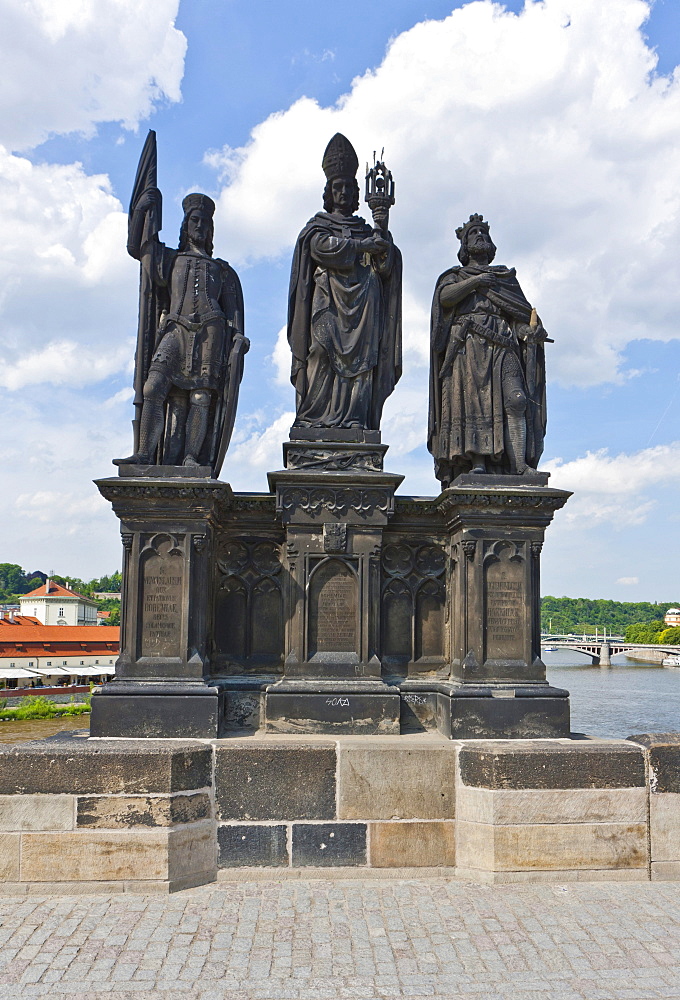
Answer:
[{"left": 0, "top": 0, "right": 678, "bottom": 603}]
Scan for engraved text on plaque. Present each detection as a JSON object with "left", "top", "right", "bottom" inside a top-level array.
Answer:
[
  {"left": 309, "top": 560, "right": 357, "bottom": 654},
  {"left": 141, "top": 540, "right": 184, "bottom": 658}
]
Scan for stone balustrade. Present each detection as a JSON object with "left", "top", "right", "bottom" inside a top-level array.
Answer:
[{"left": 0, "top": 732, "right": 678, "bottom": 891}]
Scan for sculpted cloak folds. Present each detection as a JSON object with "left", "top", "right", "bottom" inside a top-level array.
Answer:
[
  {"left": 428, "top": 263, "right": 546, "bottom": 484},
  {"left": 288, "top": 211, "right": 402, "bottom": 430}
]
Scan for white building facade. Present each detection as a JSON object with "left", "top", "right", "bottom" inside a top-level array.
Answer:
[{"left": 19, "top": 580, "right": 98, "bottom": 626}]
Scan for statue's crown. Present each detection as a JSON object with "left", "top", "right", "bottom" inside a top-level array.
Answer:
[
  {"left": 456, "top": 213, "right": 490, "bottom": 242},
  {"left": 182, "top": 192, "right": 215, "bottom": 216},
  {"left": 322, "top": 133, "right": 359, "bottom": 180}
]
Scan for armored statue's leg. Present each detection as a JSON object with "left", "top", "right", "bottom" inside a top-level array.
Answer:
[
  {"left": 163, "top": 389, "right": 188, "bottom": 466},
  {"left": 505, "top": 386, "right": 529, "bottom": 474},
  {"left": 138, "top": 372, "right": 171, "bottom": 461},
  {"left": 113, "top": 370, "right": 171, "bottom": 465},
  {"left": 184, "top": 389, "right": 211, "bottom": 466}
]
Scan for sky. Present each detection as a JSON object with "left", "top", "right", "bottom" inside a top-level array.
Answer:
[{"left": 0, "top": 0, "right": 678, "bottom": 602}]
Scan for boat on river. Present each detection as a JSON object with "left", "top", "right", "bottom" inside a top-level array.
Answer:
[{"left": 662, "top": 655, "right": 680, "bottom": 667}]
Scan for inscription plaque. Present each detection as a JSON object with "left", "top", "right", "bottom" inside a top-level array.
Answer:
[
  {"left": 485, "top": 550, "right": 524, "bottom": 660},
  {"left": 140, "top": 540, "right": 183, "bottom": 658},
  {"left": 309, "top": 560, "right": 357, "bottom": 654}
]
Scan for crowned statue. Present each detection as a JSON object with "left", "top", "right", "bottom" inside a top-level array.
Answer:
[
  {"left": 428, "top": 215, "right": 549, "bottom": 487},
  {"left": 114, "top": 131, "right": 248, "bottom": 476},
  {"left": 287, "top": 133, "right": 402, "bottom": 433}
]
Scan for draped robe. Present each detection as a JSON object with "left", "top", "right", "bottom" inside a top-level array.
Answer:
[
  {"left": 288, "top": 212, "right": 402, "bottom": 430},
  {"left": 428, "top": 263, "right": 546, "bottom": 484}
]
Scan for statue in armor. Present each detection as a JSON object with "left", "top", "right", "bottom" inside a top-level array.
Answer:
[
  {"left": 114, "top": 132, "right": 248, "bottom": 475},
  {"left": 428, "top": 215, "right": 549, "bottom": 487},
  {"left": 287, "top": 133, "right": 402, "bottom": 432}
]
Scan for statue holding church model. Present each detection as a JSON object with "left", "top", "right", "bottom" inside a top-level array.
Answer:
[{"left": 287, "top": 133, "right": 402, "bottom": 434}]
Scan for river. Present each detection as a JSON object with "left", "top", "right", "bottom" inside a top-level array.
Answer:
[
  {"left": 0, "top": 654, "right": 677, "bottom": 743},
  {"left": 546, "top": 649, "right": 680, "bottom": 739}
]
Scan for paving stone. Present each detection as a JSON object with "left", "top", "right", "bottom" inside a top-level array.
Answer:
[
  {"left": 2, "top": 880, "right": 680, "bottom": 998},
  {"left": 217, "top": 824, "right": 288, "bottom": 867}
]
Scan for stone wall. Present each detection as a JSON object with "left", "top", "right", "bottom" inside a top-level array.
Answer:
[
  {"left": 0, "top": 740, "right": 215, "bottom": 893},
  {"left": 1, "top": 733, "right": 679, "bottom": 891}
]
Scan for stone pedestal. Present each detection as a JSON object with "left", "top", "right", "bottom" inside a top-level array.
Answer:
[
  {"left": 432, "top": 476, "right": 571, "bottom": 738},
  {"left": 90, "top": 470, "right": 232, "bottom": 738},
  {"left": 264, "top": 431, "right": 403, "bottom": 734}
]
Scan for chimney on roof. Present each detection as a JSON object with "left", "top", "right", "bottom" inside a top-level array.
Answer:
[
  {"left": 46, "top": 577, "right": 51, "bottom": 593},
  {"left": 9, "top": 611, "right": 15, "bottom": 623}
]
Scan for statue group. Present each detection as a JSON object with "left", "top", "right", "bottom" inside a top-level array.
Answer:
[
  {"left": 116, "top": 131, "right": 549, "bottom": 486},
  {"left": 96, "top": 130, "right": 570, "bottom": 742}
]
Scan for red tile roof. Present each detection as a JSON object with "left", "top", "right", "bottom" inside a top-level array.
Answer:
[
  {"left": 0, "top": 616, "right": 41, "bottom": 627},
  {"left": 21, "top": 581, "right": 93, "bottom": 602},
  {"left": 0, "top": 625, "right": 119, "bottom": 658}
]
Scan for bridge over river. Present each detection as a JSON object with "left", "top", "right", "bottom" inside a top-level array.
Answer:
[{"left": 541, "top": 635, "right": 678, "bottom": 666}]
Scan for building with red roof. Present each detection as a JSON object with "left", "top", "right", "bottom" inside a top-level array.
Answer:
[
  {"left": 19, "top": 578, "right": 98, "bottom": 626},
  {"left": 0, "top": 625, "right": 119, "bottom": 689}
]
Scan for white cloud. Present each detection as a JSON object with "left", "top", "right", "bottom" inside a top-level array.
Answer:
[
  {"left": 0, "top": 0, "right": 186, "bottom": 151},
  {"left": 226, "top": 412, "right": 296, "bottom": 486},
  {"left": 0, "top": 147, "right": 137, "bottom": 388},
  {"left": 616, "top": 576, "right": 639, "bottom": 585},
  {"left": 211, "top": 0, "right": 680, "bottom": 388},
  {"left": 270, "top": 325, "right": 291, "bottom": 388},
  {"left": 543, "top": 442, "right": 680, "bottom": 529}
]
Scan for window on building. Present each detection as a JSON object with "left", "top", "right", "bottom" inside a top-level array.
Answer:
[
  {"left": 59, "top": 608, "right": 64, "bottom": 617},
  {"left": 80, "top": 660, "right": 84, "bottom": 665},
  {"left": 95, "top": 659, "right": 99, "bottom": 665},
  {"left": 10, "top": 662, "right": 15, "bottom": 667},
  {"left": 46, "top": 661, "right": 51, "bottom": 666},
  {"left": 33, "top": 608, "right": 37, "bottom": 617},
  {"left": 62, "top": 660, "right": 67, "bottom": 666},
  {"left": 28, "top": 661, "right": 33, "bottom": 666}
]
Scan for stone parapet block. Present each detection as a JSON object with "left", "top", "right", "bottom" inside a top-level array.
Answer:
[
  {"left": 19, "top": 820, "right": 215, "bottom": 882},
  {"left": 0, "top": 740, "right": 212, "bottom": 795},
  {"left": 0, "top": 794, "right": 75, "bottom": 831},
  {"left": 454, "top": 867, "right": 649, "bottom": 884},
  {"left": 76, "top": 792, "right": 211, "bottom": 828},
  {"left": 455, "top": 819, "right": 648, "bottom": 872},
  {"left": 369, "top": 820, "right": 455, "bottom": 867},
  {"left": 458, "top": 739, "right": 646, "bottom": 790},
  {"left": 215, "top": 742, "right": 336, "bottom": 821},
  {"left": 291, "top": 822, "right": 367, "bottom": 866},
  {"left": 455, "top": 786, "right": 648, "bottom": 825},
  {"left": 0, "top": 833, "right": 20, "bottom": 880},
  {"left": 217, "top": 824, "right": 288, "bottom": 867},
  {"left": 338, "top": 741, "right": 456, "bottom": 819},
  {"left": 649, "top": 794, "right": 680, "bottom": 863}
]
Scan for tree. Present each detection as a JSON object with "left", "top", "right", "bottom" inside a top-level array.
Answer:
[
  {"left": 625, "top": 620, "right": 666, "bottom": 643},
  {"left": 658, "top": 627, "right": 680, "bottom": 646}
]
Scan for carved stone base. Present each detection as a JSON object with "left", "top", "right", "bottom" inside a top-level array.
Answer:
[
  {"left": 283, "top": 440, "right": 387, "bottom": 474},
  {"left": 90, "top": 682, "right": 221, "bottom": 739},
  {"left": 438, "top": 684, "right": 570, "bottom": 739},
  {"left": 264, "top": 680, "right": 400, "bottom": 735}
]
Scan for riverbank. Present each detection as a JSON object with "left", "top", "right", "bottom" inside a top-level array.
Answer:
[{"left": 0, "top": 694, "right": 90, "bottom": 723}]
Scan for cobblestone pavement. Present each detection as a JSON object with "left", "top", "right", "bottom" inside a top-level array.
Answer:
[{"left": 1, "top": 879, "right": 679, "bottom": 1000}]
